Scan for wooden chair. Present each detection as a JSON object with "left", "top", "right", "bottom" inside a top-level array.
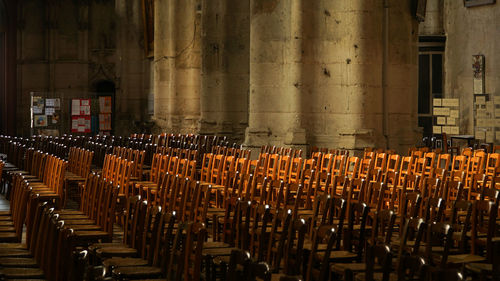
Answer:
[
  {"left": 327, "top": 202, "right": 369, "bottom": 264},
  {"left": 266, "top": 154, "right": 280, "bottom": 180},
  {"left": 422, "top": 197, "right": 445, "bottom": 223},
  {"left": 424, "top": 222, "right": 454, "bottom": 268},
  {"left": 288, "top": 157, "right": 303, "bottom": 184},
  {"left": 345, "top": 157, "right": 360, "bottom": 180},
  {"left": 397, "top": 192, "right": 423, "bottom": 231},
  {"left": 305, "top": 225, "right": 337, "bottom": 281},
  {"left": 226, "top": 249, "right": 251, "bottom": 280},
  {"left": 471, "top": 200, "right": 498, "bottom": 262},
  {"left": 465, "top": 240, "right": 500, "bottom": 281},
  {"left": 447, "top": 200, "right": 472, "bottom": 254},
  {"left": 249, "top": 204, "right": 273, "bottom": 261},
  {"left": 332, "top": 210, "right": 395, "bottom": 280},
  {"left": 277, "top": 155, "right": 291, "bottom": 182},
  {"left": 351, "top": 243, "right": 393, "bottom": 281},
  {"left": 267, "top": 208, "right": 293, "bottom": 273}
]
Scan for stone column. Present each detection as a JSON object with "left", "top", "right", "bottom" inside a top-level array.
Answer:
[
  {"left": 245, "top": 0, "right": 307, "bottom": 149},
  {"left": 153, "top": 0, "right": 201, "bottom": 133},
  {"left": 384, "top": 0, "right": 419, "bottom": 152},
  {"left": 200, "top": 0, "right": 250, "bottom": 143},
  {"left": 153, "top": 0, "right": 176, "bottom": 130},
  {"left": 174, "top": 0, "right": 201, "bottom": 133},
  {"left": 298, "top": 0, "right": 418, "bottom": 153}
]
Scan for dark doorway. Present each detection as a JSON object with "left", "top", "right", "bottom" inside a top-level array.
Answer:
[
  {"left": 92, "top": 80, "right": 116, "bottom": 134},
  {"left": 418, "top": 36, "right": 445, "bottom": 138}
]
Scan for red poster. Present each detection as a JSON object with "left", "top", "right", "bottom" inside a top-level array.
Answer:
[{"left": 71, "top": 116, "right": 91, "bottom": 133}]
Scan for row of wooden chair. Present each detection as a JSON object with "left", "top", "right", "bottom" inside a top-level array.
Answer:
[
  {"left": 67, "top": 146, "right": 94, "bottom": 179},
  {"left": 101, "top": 154, "right": 134, "bottom": 197},
  {"left": 111, "top": 146, "right": 145, "bottom": 178}
]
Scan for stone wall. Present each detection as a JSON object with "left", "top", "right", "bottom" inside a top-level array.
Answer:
[
  {"left": 152, "top": 0, "right": 419, "bottom": 153},
  {"left": 16, "top": 0, "right": 150, "bottom": 136},
  {"left": 444, "top": 2, "right": 500, "bottom": 134}
]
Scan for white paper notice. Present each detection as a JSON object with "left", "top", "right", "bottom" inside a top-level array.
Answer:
[
  {"left": 45, "top": 107, "right": 55, "bottom": 116},
  {"left": 72, "top": 119, "right": 78, "bottom": 130},
  {"left": 46, "top": 99, "right": 55, "bottom": 107},
  {"left": 72, "top": 100, "right": 80, "bottom": 115},
  {"left": 487, "top": 102, "right": 494, "bottom": 113},
  {"left": 433, "top": 107, "right": 450, "bottom": 116},
  {"left": 82, "top": 106, "right": 91, "bottom": 115},
  {"left": 433, "top": 126, "right": 442, "bottom": 134},
  {"left": 486, "top": 119, "right": 495, "bottom": 127},
  {"left": 447, "top": 117, "right": 456, "bottom": 125},
  {"left": 53, "top": 98, "right": 60, "bottom": 109},
  {"left": 476, "top": 96, "right": 486, "bottom": 105},
  {"left": 450, "top": 126, "right": 459, "bottom": 135},
  {"left": 474, "top": 79, "right": 483, "bottom": 94},
  {"left": 437, "top": 117, "right": 446, "bottom": 125},
  {"left": 475, "top": 130, "right": 486, "bottom": 140},
  {"left": 442, "top": 98, "right": 459, "bottom": 107},
  {"left": 33, "top": 107, "right": 43, "bottom": 114},
  {"left": 433, "top": 99, "right": 442, "bottom": 106},
  {"left": 486, "top": 131, "right": 494, "bottom": 143},
  {"left": 477, "top": 119, "right": 488, "bottom": 127},
  {"left": 477, "top": 109, "right": 487, "bottom": 118}
]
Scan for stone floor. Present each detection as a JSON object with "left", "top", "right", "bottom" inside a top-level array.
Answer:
[{"left": 0, "top": 192, "right": 10, "bottom": 211}]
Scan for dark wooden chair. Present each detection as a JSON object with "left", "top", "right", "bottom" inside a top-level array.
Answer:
[
  {"left": 351, "top": 243, "right": 393, "bottom": 281},
  {"left": 266, "top": 208, "right": 293, "bottom": 273},
  {"left": 305, "top": 225, "right": 337, "bottom": 281},
  {"left": 226, "top": 249, "right": 251, "bottom": 280},
  {"left": 331, "top": 209, "right": 394, "bottom": 280},
  {"left": 465, "top": 240, "right": 500, "bottom": 281}
]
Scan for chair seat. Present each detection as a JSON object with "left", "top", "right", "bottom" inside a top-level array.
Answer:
[
  {"left": 56, "top": 209, "right": 85, "bottom": 215},
  {"left": 355, "top": 272, "right": 397, "bottom": 281},
  {"left": 0, "top": 249, "right": 32, "bottom": 258},
  {"left": 63, "top": 219, "right": 96, "bottom": 225},
  {"left": 465, "top": 262, "right": 493, "bottom": 274},
  {"left": 57, "top": 214, "right": 90, "bottom": 220},
  {"left": 102, "top": 257, "right": 149, "bottom": 268},
  {"left": 112, "top": 266, "right": 162, "bottom": 278},
  {"left": 332, "top": 262, "right": 371, "bottom": 273},
  {"left": 88, "top": 242, "right": 127, "bottom": 253},
  {"left": 0, "top": 267, "right": 45, "bottom": 279},
  {"left": 72, "top": 230, "right": 110, "bottom": 241},
  {"left": 203, "top": 241, "right": 231, "bottom": 248},
  {"left": 0, "top": 243, "right": 26, "bottom": 249},
  {"left": 0, "top": 226, "right": 16, "bottom": 232},
  {"left": 318, "top": 250, "right": 358, "bottom": 262},
  {"left": 0, "top": 232, "right": 21, "bottom": 243},
  {"left": 0, "top": 221, "right": 14, "bottom": 226},
  {"left": 68, "top": 224, "right": 102, "bottom": 231},
  {"left": 447, "top": 254, "right": 486, "bottom": 264},
  {"left": 96, "top": 247, "right": 138, "bottom": 258},
  {"left": 202, "top": 247, "right": 238, "bottom": 257},
  {"left": 0, "top": 257, "right": 38, "bottom": 267}
]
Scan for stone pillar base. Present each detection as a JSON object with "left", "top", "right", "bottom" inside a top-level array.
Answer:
[
  {"left": 285, "top": 128, "right": 308, "bottom": 154},
  {"left": 243, "top": 127, "right": 271, "bottom": 149}
]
